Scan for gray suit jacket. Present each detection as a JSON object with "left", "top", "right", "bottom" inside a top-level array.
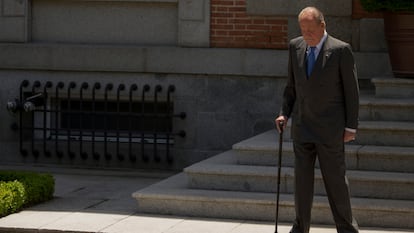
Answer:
[{"left": 280, "top": 35, "right": 359, "bottom": 144}]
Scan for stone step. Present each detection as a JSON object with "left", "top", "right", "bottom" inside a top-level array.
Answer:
[
  {"left": 269, "top": 120, "right": 414, "bottom": 147},
  {"left": 133, "top": 173, "right": 414, "bottom": 229},
  {"left": 372, "top": 77, "right": 414, "bottom": 98},
  {"left": 357, "top": 121, "right": 414, "bottom": 147},
  {"left": 184, "top": 151, "right": 414, "bottom": 200},
  {"left": 233, "top": 130, "right": 414, "bottom": 173},
  {"left": 359, "top": 96, "right": 414, "bottom": 121},
  {"left": 132, "top": 79, "right": 414, "bottom": 230}
]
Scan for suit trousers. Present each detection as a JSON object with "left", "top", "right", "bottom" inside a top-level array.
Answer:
[{"left": 291, "top": 141, "right": 359, "bottom": 233}]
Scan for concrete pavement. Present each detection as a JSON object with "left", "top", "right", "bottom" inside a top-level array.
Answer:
[{"left": 0, "top": 165, "right": 412, "bottom": 233}]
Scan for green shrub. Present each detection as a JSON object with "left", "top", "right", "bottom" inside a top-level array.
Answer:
[
  {"left": 0, "top": 181, "right": 26, "bottom": 216},
  {"left": 360, "top": 0, "right": 414, "bottom": 12},
  {"left": 0, "top": 171, "right": 54, "bottom": 217}
]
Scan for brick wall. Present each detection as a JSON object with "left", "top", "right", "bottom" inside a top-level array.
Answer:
[{"left": 210, "top": 0, "right": 288, "bottom": 49}]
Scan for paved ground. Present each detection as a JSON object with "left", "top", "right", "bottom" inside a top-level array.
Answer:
[{"left": 0, "top": 165, "right": 412, "bottom": 233}]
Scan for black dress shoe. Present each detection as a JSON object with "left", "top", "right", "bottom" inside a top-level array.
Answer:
[{"left": 289, "top": 224, "right": 305, "bottom": 233}]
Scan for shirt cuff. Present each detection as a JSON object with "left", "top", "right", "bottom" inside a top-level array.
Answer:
[{"left": 345, "top": 128, "right": 357, "bottom": 133}]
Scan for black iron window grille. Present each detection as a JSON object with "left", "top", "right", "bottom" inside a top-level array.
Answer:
[{"left": 7, "top": 80, "right": 186, "bottom": 164}]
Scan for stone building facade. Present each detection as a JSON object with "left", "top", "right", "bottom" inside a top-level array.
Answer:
[{"left": 0, "top": 0, "right": 391, "bottom": 170}]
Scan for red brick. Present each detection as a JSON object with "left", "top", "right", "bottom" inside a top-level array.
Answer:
[
  {"left": 211, "top": 36, "right": 232, "bottom": 42},
  {"left": 228, "top": 7, "right": 246, "bottom": 12},
  {"left": 246, "top": 25, "right": 270, "bottom": 31},
  {"left": 265, "top": 18, "right": 287, "bottom": 24},
  {"left": 216, "top": 7, "right": 229, "bottom": 12},
  {"left": 211, "top": 24, "right": 234, "bottom": 30},
  {"left": 211, "top": 12, "right": 233, "bottom": 18},
  {"left": 216, "top": 18, "right": 228, "bottom": 24},
  {"left": 230, "top": 18, "right": 252, "bottom": 24},
  {"left": 234, "top": 0, "right": 246, "bottom": 6},
  {"left": 234, "top": 24, "right": 246, "bottom": 30},
  {"left": 270, "top": 25, "right": 285, "bottom": 32},
  {"left": 234, "top": 12, "right": 248, "bottom": 18},
  {"left": 215, "top": 30, "right": 229, "bottom": 36},
  {"left": 211, "top": 0, "right": 288, "bottom": 49},
  {"left": 229, "top": 31, "right": 249, "bottom": 36},
  {"left": 212, "top": 0, "right": 234, "bottom": 6}
]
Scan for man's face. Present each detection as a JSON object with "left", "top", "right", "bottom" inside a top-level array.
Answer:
[{"left": 299, "top": 14, "right": 325, "bottom": 47}]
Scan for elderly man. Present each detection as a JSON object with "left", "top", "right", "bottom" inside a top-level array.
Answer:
[{"left": 275, "top": 6, "right": 360, "bottom": 233}]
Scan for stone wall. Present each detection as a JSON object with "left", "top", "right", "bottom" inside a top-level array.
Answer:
[
  {"left": 0, "top": 0, "right": 210, "bottom": 47},
  {"left": 0, "top": 0, "right": 30, "bottom": 42},
  {"left": 0, "top": 0, "right": 392, "bottom": 170},
  {"left": 0, "top": 0, "right": 388, "bottom": 51},
  {"left": 0, "top": 45, "right": 287, "bottom": 170},
  {"left": 0, "top": 72, "right": 283, "bottom": 170}
]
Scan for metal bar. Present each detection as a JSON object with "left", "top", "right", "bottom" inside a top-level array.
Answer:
[
  {"left": 141, "top": 84, "right": 150, "bottom": 162},
  {"left": 116, "top": 84, "right": 125, "bottom": 161},
  {"left": 43, "top": 81, "right": 53, "bottom": 157},
  {"left": 79, "top": 82, "right": 89, "bottom": 160},
  {"left": 19, "top": 80, "right": 30, "bottom": 156},
  {"left": 31, "top": 81, "right": 41, "bottom": 158},
  {"left": 55, "top": 82, "right": 64, "bottom": 158},
  {"left": 176, "top": 112, "right": 186, "bottom": 119},
  {"left": 129, "top": 84, "right": 138, "bottom": 162},
  {"left": 26, "top": 109, "right": 179, "bottom": 118},
  {"left": 153, "top": 85, "right": 162, "bottom": 162},
  {"left": 177, "top": 130, "right": 186, "bottom": 138},
  {"left": 67, "top": 82, "right": 76, "bottom": 159},
  {"left": 92, "top": 82, "right": 101, "bottom": 160},
  {"left": 104, "top": 83, "right": 113, "bottom": 161},
  {"left": 166, "top": 85, "right": 175, "bottom": 164}
]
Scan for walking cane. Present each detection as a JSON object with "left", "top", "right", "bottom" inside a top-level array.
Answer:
[{"left": 275, "top": 121, "right": 284, "bottom": 233}]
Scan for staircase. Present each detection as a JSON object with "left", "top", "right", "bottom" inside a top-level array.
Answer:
[{"left": 132, "top": 77, "right": 414, "bottom": 229}]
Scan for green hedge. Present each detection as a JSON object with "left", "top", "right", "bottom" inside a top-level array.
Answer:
[
  {"left": 360, "top": 0, "right": 414, "bottom": 12},
  {"left": 0, "top": 171, "right": 55, "bottom": 217}
]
